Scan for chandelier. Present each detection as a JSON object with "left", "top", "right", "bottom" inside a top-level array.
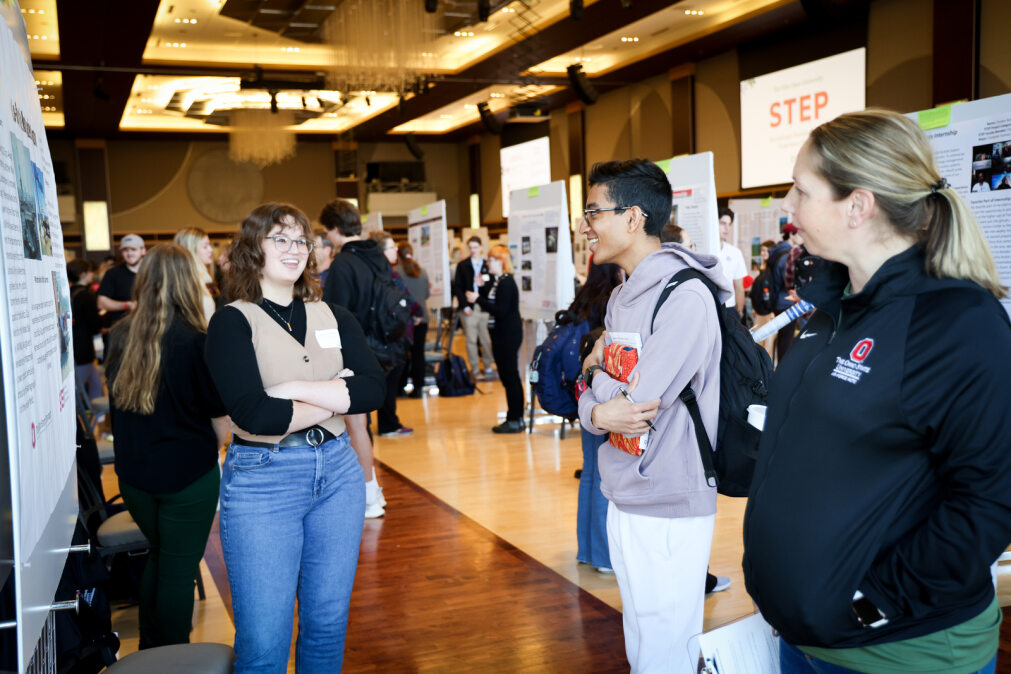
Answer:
[
  {"left": 228, "top": 109, "right": 297, "bottom": 168},
  {"left": 324, "top": 0, "right": 439, "bottom": 95}
]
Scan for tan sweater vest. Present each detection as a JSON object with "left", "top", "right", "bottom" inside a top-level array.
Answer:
[{"left": 229, "top": 300, "right": 346, "bottom": 443}]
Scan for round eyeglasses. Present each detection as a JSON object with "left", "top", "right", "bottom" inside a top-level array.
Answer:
[{"left": 265, "top": 235, "right": 314, "bottom": 255}]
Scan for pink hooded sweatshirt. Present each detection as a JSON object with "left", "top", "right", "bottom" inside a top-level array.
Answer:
[{"left": 577, "top": 242, "right": 732, "bottom": 519}]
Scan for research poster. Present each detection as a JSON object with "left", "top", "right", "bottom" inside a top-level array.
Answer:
[
  {"left": 658, "top": 153, "right": 720, "bottom": 256},
  {"left": 728, "top": 197, "right": 792, "bottom": 270},
  {"left": 407, "top": 199, "right": 450, "bottom": 309},
  {"left": 910, "top": 93, "right": 1011, "bottom": 316},
  {"left": 0, "top": 2, "right": 75, "bottom": 564},
  {"left": 508, "top": 181, "right": 574, "bottom": 321},
  {"left": 500, "top": 136, "right": 551, "bottom": 218},
  {"left": 740, "top": 48, "right": 866, "bottom": 188}
]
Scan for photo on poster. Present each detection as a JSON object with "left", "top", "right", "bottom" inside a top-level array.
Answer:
[
  {"left": 52, "top": 270, "right": 73, "bottom": 381},
  {"left": 421, "top": 225, "right": 430, "bottom": 246},
  {"left": 11, "top": 133, "right": 42, "bottom": 260},
  {"left": 521, "top": 260, "right": 532, "bottom": 270},
  {"left": 34, "top": 163, "right": 53, "bottom": 256},
  {"left": 521, "top": 236, "right": 531, "bottom": 255},
  {"left": 970, "top": 141, "right": 1011, "bottom": 193},
  {"left": 545, "top": 227, "right": 558, "bottom": 254},
  {"left": 521, "top": 276, "right": 532, "bottom": 291}
]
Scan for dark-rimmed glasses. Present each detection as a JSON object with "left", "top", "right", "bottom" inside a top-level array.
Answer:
[
  {"left": 265, "top": 235, "right": 314, "bottom": 254},
  {"left": 583, "top": 206, "right": 648, "bottom": 222}
]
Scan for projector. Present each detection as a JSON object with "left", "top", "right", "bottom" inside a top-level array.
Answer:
[{"left": 508, "top": 104, "right": 548, "bottom": 123}]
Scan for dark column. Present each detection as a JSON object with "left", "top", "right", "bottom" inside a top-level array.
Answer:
[
  {"left": 670, "top": 64, "right": 696, "bottom": 156},
  {"left": 74, "top": 139, "right": 111, "bottom": 259},
  {"left": 566, "top": 101, "right": 585, "bottom": 196},
  {"left": 933, "top": 0, "right": 979, "bottom": 104}
]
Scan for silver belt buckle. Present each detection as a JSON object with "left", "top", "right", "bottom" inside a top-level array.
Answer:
[{"left": 305, "top": 427, "right": 325, "bottom": 447}]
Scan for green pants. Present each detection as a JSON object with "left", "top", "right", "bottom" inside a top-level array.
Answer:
[{"left": 119, "top": 465, "right": 220, "bottom": 648}]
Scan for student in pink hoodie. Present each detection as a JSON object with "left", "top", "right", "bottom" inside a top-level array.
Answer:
[{"left": 577, "top": 159, "right": 731, "bottom": 673}]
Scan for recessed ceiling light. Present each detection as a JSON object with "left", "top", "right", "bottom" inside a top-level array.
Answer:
[
  {"left": 453, "top": 31, "right": 475, "bottom": 37},
  {"left": 620, "top": 36, "right": 639, "bottom": 43},
  {"left": 684, "top": 9, "right": 704, "bottom": 15}
]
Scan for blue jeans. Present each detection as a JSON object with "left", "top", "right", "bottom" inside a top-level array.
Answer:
[
  {"left": 576, "top": 429, "right": 611, "bottom": 569},
  {"left": 780, "top": 639, "right": 997, "bottom": 674},
  {"left": 220, "top": 433, "right": 365, "bottom": 673}
]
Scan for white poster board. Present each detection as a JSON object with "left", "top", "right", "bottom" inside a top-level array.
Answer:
[
  {"left": 361, "top": 211, "right": 383, "bottom": 234},
  {"left": 507, "top": 181, "right": 574, "bottom": 321},
  {"left": 0, "top": 2, "right": 77, "bottom": 666},
  {"left": 728, "top": 197, "right": 792, "bottom": 270},
  {"left": 407, "top": 199, "right": 451, "bottom": 309},
  {"left": 909, "top": 93, "right": 1011, "bottom": 316},
  {"left": 500, "top": 136, "right": 551, "bottom": 218},
  {"left": 740, "top": 48, "right": 866, "bottom": 188},
  {"left": 658, "top": 153, "right": 720, "bottom": 256}
]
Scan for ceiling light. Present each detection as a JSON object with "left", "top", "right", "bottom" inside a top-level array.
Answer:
[
  {"left": 620, "top": 36, "right": 639, "bottom": 43},
  {"left": 684, "top": 9, "right": 704, "bottom": 15},
  {"left": 453, "top": 31, "right": 474, "bottom": 37},
  {"left": 439, "top": 114, "right": 452, "bottom": 119},
  {"left": 490, "top": 92, "right": 505, "bottom": 98}
]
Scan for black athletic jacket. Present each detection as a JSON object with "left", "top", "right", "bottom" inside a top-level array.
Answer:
[
  {"left": 322, "top": 239, "right": 389, "bottom": 330},
  {"left": 743, "top": 244, "right": 1011, "bottom": 648}
]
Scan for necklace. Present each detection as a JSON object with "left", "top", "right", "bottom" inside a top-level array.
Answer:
[{"left": 262, "top": 299, "right": 294, "bottom": 332}]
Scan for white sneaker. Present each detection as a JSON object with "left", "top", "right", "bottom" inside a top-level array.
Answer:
[
  {"left": 364, "top": 500, "right": 385, "bottom": 519},
  {"left": 710, "top": 576, "right": 731, "bottom": 593}
]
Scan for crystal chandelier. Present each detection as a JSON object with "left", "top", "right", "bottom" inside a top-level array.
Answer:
[
  {"left": 324, "top": 0, "right": 438, "bottom": 95},
  {"left": 228, "top": 109, "right": 297, "bottom": 168}
]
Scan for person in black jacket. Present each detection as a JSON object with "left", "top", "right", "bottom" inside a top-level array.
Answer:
[
  {"left": 68, "top": 259, "right": 103, "bottom": 399},
  {"left": 466, "top": 245, "right": 524, "bottom": 433},
  {"left": 454, "top": 235, "right": 495, "bottom": 380},
  {"left": 106, "top": 244, "right": 231, "bottom": 648},
  {"left": 743, "top": 109, "right": 1011, "bottom": 674}
]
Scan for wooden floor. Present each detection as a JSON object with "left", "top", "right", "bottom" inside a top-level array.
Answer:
[{"left": 102, "top": 374, "right": 1011, "bottom": 672}]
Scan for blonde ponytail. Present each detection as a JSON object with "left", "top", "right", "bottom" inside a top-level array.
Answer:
[{"left": 809, "top": 109, "right": 1005, "bottom": 298}]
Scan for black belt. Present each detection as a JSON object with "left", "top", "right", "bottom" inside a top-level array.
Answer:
[{"left": 233, "top": 425, "right": 336, "bottom": 449}]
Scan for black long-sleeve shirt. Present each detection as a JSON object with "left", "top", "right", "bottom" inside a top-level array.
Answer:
[
  {"left": 205, "top": 300, "right": 384, "bottom": 436},
  {"left": 476, "top": 274, "right": 522, "bottom": 343}
]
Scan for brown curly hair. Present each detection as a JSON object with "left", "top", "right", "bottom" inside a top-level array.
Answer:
[{"left": 227, "top": 202, "right": 321, "bottom": 303}]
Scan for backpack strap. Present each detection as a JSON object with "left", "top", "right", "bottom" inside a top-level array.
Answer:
[{"left": 651, "top": 268, "right": 724, "bottom": 488}]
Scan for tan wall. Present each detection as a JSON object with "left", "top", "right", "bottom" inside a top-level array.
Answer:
[
  {"left": 108, "top": 140, "right": 333, "bottom": 236},
  {"left": 866, "top": 0, "right": 932, "bottom": 112},
  {"left": 980, "top": 0, "right": 1011, "bottom": 99},
  {"left": 695, "top": 50, "right": 741, "bottom": 194}
]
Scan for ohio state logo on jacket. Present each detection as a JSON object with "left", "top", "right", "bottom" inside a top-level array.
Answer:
[{"left": 832, "top": 337, "right": 874, "bottom": 384}]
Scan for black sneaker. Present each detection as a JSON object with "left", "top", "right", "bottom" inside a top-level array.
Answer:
[{"left": 492, "top": 420, "right": 525, "bottom": 434}]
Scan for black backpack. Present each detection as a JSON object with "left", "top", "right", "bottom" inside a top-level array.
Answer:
[
  {"left": 749, "top": 248, "right": 788, "bottom": 316},
  {"left": 653, "top": 269, "right": 773, "bottom": 496},
  {"left": 350, "top": 248, "right": 411, "bottom": 370},
  {"left": 435, "top": 310, "right": 475, "bottom": 397}
]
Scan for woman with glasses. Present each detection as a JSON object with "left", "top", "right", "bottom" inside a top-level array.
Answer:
[
  {"left": 205, "top": 202, "right": 384, "bottom": 672},
  {"left": 105, "top": 244, "right": 230, "bottom": 648},
  {"left": 466, "top": 245, "right": 524, "bottom": 433}
]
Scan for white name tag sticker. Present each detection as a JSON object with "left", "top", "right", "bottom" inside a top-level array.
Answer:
[
  {"left": 609, "top": 331, "right": 643, "bottom": 350},
  {"left": 315, "top": 328, "right": 342, "bottom": 349}
]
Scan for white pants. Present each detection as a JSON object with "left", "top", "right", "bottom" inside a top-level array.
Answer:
[{"left": 607, "top": 503, "right": 715, "bottom": 674}]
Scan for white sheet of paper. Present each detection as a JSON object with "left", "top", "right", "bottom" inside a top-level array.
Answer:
[
  {"left": 693, "top": 612, "right": 780, "bottom": 674},
  {"left": 609, "top": 331, "right": 643, "bottom": 350},
  {"left": 315, "top": 328, "right": 342, "bottom": 349}
]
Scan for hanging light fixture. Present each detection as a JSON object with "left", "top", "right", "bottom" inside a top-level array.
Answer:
[
  {"left": 324, "top": 0, "right": 438, "bottom": 95},
  {"left": 228, "top": 109, "right": 297, "bottom": 167}
]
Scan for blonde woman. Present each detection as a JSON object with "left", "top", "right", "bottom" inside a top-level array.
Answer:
[
  {"left": 744, "top": 110, "right": 1011, "bottom": 674},
  {"left": 173, "top": 227, "right": 218, "bottom": 321},
  {"left": 105, "top": 244, "right": 230, "bottom": 648}
]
